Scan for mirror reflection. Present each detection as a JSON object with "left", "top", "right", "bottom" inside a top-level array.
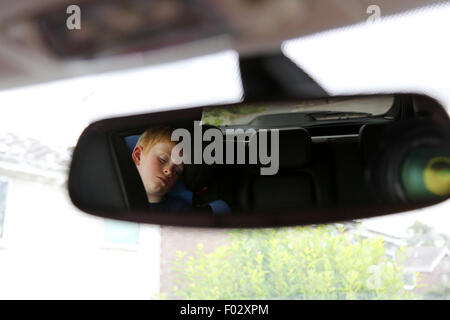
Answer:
[{"left": 121, "top": 95, "right": 449, "bottom": 215}]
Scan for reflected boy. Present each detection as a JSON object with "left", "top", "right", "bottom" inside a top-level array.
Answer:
[{"left": 132, "top": 126, "right": 189, "bottom": 211}]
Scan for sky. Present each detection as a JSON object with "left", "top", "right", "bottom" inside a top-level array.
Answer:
[
  {"left": 283, "top": 1, "right": 450, "bottom": 110},
  {"left": 0, "top": 2, "right": 448, "bottom": 235}
]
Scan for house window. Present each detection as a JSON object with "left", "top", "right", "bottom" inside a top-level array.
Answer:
[
  {"left": 104, "top": 219, "right": 140, "bottom": 248},
  {"left": 0, "top": 179, "right": 8, "bottom": 239}
]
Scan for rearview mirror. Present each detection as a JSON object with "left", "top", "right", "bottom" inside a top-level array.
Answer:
[{"left": 68, "top": 93, "right": 449, "bottom": 227}]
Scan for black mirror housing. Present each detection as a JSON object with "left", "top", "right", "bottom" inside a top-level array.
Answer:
[{"left": 68, "top": 93, "right": 450, "bottom": 227}]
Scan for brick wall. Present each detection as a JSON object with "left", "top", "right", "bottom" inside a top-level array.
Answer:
[
  {"left": 418, "top": 255, "right": 450, "bottom": 292},
  {"left": 160, "top": 226, "right": 230, "bottom": 299}
]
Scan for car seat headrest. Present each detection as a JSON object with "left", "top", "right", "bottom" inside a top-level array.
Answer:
[
  {"left": 183, "top": 127, "right": 313, "bottom": 190},
  {"left": 182, "top": 124, "right": 220, "bottom": 192},
  {"left": 277, "top": 128, "right": 312, "bottom": 169},
  {"left": 358, "top": 122, "right": 389, "bottom": 162}
]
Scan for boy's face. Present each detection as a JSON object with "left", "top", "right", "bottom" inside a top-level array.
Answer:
[{"left": 132, "top": 141, "right": 184, "bottom": 203}]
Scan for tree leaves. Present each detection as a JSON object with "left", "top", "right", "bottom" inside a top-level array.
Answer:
[{"left": 171, "top": 225, "right": 414, "bottom": 299}]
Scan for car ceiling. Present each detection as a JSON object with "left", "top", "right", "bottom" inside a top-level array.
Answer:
[{"left": 0, "top": 0, "right": 444, "bottom": 90}]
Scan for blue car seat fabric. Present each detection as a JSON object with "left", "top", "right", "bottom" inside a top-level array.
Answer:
[
  {"left": 124, "top": 134, "right": 230, "bottom": 214},
  {"left": 207, "top": 199, "right": 231, "bottom": 214}
]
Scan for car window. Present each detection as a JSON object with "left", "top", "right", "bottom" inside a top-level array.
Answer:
[
  {"left": 0, "top": 3, "right": 449, "bottom": 299},
  {"left": 201, "top": 96, "right": 394, "bottom": 127},
  {"left": 1, "top": 88, "right": 448, "bottom": 300}
]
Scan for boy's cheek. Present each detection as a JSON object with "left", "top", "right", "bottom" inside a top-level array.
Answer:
[
  {"left": 143, "top": 157, "right": 160, "bottom": 175},
  {"left": 137, "top": 160, "right": 157, "bottom": 186}
]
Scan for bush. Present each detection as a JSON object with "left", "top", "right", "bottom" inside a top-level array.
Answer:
[{"left": 172, "top": 225, "right": 415, "bottom": 299}]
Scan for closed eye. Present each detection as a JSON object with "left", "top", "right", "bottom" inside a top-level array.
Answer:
[{"left": 159, "top": 156, "right": 168, "bottom": 164}]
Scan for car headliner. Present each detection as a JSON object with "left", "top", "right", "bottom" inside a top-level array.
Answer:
[{"left": 0, "top": 0, "right": 445, "bottom": 90}]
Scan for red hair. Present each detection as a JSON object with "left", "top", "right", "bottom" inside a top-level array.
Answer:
[{"left": 136, "top": 126, "right": 175, "bottom": 155}]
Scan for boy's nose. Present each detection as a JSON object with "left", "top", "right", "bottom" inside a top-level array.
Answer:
[{"left": 163, "top": 167, "right": 172, "bottom": 176}]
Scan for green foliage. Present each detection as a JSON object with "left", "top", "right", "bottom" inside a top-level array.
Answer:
[
  {"left": 151, "top": 291, "right": 167, "bottom": 300},
  {"left": 172, "top": 226, "right": 415, "bottom": 300},
  {"left": 226, "top": 105, "right": 268, "bottom": 115},
  {"left": 407, "top": 221, "right": 450, "bottom": 247},
  {"left": 201, "top": 105, "right": 267, "bottom": 126}
]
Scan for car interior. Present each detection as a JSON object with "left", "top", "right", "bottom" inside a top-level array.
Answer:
[
  {"left": 54, "top": 1, "right": 449, "bottom": 228},
  {"left": 71, "top": 93, "right": 448, "bottom": 221},
  {"left": 2, "top": 0, "right": 450, "bottom": 302}
]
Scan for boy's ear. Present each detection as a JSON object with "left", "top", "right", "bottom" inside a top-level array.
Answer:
[{"left": 132, "top": 146, "right": 143, "bottom": 166}]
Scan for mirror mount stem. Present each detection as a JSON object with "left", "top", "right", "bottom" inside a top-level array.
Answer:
[{"left": 238, "top": 51, "right": 329, "bottom": 102}]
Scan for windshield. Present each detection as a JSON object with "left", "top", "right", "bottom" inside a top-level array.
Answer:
[
  {"left": 0, "top": 3, "right": 450, "bottom": 300},
  {"left": 201, "top": 95, "right": 394, "bottom": 127}
]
